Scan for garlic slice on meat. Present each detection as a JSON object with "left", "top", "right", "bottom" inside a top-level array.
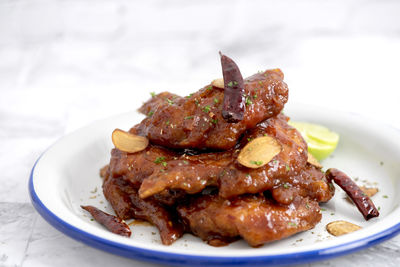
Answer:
[
  {"left": 238, "top": 135, "right": 282, "bottom": 168},
  {"left": 112, "top": 129, "right": 149, "bottom": 153}
]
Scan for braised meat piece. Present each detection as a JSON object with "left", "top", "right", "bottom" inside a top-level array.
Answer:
[
  {"left": 177, "top": 194, "right": 321, "bottom": 247},
  {"left": 133, "top": 69, "right": 288, "bottom": 150},
  {"left": 109, "top": 114, "right": 334, "bottom": 204},
  {"left": 102, "top": 170, "right": 184, "bottom": 245}
]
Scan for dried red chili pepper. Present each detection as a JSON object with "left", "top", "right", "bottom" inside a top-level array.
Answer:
[
  {"left": 326, "top": 168, "right": 379, "bottom": 220},
  {"left": 81, "top": 205, "right": 132, "bottom": 237},
  {"left": 220, "top": 52, "right": 245, "bottom": 123}
]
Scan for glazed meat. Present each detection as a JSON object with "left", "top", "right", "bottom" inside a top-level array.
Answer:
[
  {"left": 177, "top": 194, "right": 321, "bottom": 247},
  {"left": 102, "top": 170, "right": 184, "bottom": 245},
  {"left": 109, "top": 114, "right": 334, "bottom": 204},
  {"left": 133, "top": 69, "right": 288, "bottom": 150}
]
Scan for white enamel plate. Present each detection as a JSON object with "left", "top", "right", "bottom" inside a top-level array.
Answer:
[{"left": 29, "top": 103, "right": 400, "bottom": 266}]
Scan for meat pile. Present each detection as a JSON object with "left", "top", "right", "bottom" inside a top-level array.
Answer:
[{"left": 97, "top": 54, "right": 378, "bottom": 247}]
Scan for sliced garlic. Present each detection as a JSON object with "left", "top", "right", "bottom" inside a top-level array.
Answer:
[
  {"left": 112, "top": 129, "right": 149, "bottom": 153},
  {"left": 237, "top": 135, "right": 282, "bottom": 168},
  {"left": 211, "top": 78, "right": 224, "bottom": 89},
  {"left": 326, "top": 220, "right": 361, "bottom": 236}
]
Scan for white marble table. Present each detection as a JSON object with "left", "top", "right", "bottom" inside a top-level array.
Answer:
[{"left": 1, "top": 0, "right": 400, "bottom": 266}]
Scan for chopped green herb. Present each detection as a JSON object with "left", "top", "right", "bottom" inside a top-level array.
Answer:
[
  {"left": 305, "top": 203, "right": 310, "bottom": 209},
  {"left": 383, "top": 195, "right": 388, "bottom": 198},
  {"left": 165, "top": 120, "right": 170, "bottom": 125},
  {"left": 227, "top": 81, "right": 233, "bottom": 87},
  {"left": 272, "top": 160, "right": 278, "bottom": 164},
  {"left": 263, "top": 133, "right": 268, "bottom": 136},
  {"left": 213, "top": 98, "right": 219, "bottom": 104},
  {"left": 285, "top": 164, "right": 291, "bottom": 171},
  {"left": 283, "top": 183, "right": 290, "bottom": 189},
  {"left": 258, "top": 81, "right": 263, "bottom": 86},
  {"left": 203, "top": 105, "right": 211, "bottom": 113},
  {"left": 211, "top": 119, "right": 218, "bottom": 125},
  {"left": 183, "top": 160, "right": 189, "bottom": 165},
  {"left": 233, "top": 81, "right": 238, "bottom": 86},
  {"left": 154, "top": 157, "right": 166, "bottom": 164},
  {"left": 207, "top": 86, "right": 213, "bottom": 91},
  {"left": 378, "top": 206, "right": 381, "bottom": 211},
  {"left": 250, "top": 160, "right": 263, "bottom": 166},
  {"left": 321, "top": 208, "right": 327, "bottom": 211},
  {"left": 330, "top": 213, "right": 335, "bottom": 216},
  {"left": 247, "top": 137, "right": 253, "bottom": 142},
  {"left": 184, "top": 116, "right": 194, "bottom": 120},
  {"left": 150, "top": 92, "right": 156, "bottom": 97},
  {"left": 253, "top": 94, "right": 258, "bottom": 99},
  {"left": 147, "top": 111, "right": 154, "bottom": 117},
  {"left": 166, "top": 98, "right": 174, "bottom": 105},
  {"left": 288, "top": 222, "right": 297, "bottom": 227},
  {"left": 162, "top": 162, "right": 167, "bottom": 167},
  {"left": 186, "top": 93, "right": 194, "bottom": 98},
  {"left": 245, "top": 96, "right": 253, "bottom": 106}
]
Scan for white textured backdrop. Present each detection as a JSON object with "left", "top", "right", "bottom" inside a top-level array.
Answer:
[{"left": 1, "top": 0, "right": 400, "bottom": 266}]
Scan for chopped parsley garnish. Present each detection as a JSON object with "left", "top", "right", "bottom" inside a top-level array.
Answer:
[
  {"left": 213, "top": 98, "right": 219, "bottom": 104},
  {"left": 227, "top": 81, "right": 233, "bottom": 87},
  {"left": 186, "top": 93, "right": 193, "bottom": 98},
  {"left": 211, "top": 119, "right": 218, "bottom": 125},
  {"left": 253, "top": 94, "right": 258, "bottom": 99},
  {"left": 154, "top": 157, "right": 166, "bottom": 164},
  {"left": 166, "top": 98, "right": 174, "bottom": 105},
  {"left": 150, "top": 92, "right": 156, "bottom": 97},
  {"left": 203, "top": 105, "right": 211, "bottom": 113},
  {"left": 233, "top": 81, "right": 238, "bottom": 85},
  {"left": 285, "top": 164, "right": 291, "bottom": 171},
  {"left": 207, "top": 85, "right": 213, "bottom": 90},
  {"left": 162, "top": 162, "right": 167, "bottom": 167},
  {"left": 283, "top": 183, "right": 290, "bottom": 189},
  {"left": 165, "top": 120, "right": 170, "bottom": 125},
  {"left": 246, "top": 173, "right": 251, "bottom": 177},
  {"left": 247, "top": 137, "right": 253, "bottom": 142},
  {"left": 258, "top": 81, "right": 263, "bottom": 86},
  {"left": 183, "top": 160, "right": 189, "bottom": 165},
  {"left": 147, "top": 111, "right": 154, "bottom": 117},
  {"left": 250, "top": 160, "right": 263, "bottom": 166},
  {"left": 383, "top": 195, "right": 389, "bottom": 198},
  {"left": 184, "top": 116, "right": 194, "bottom": 120},
  {"left": 245, "top": 96, "right": 253, "bottom": 106},
  {"left": 321, "top": 208, "right": 327, "bottom": 211},
  {"left": 288, "top": 222, "right": 297, "bottom": 227}
]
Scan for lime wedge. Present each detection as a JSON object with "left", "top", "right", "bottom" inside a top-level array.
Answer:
[{"left": 288, "top": 121, "right": 339, "bottom": 161}]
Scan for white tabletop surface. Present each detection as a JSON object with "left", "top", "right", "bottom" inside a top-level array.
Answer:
[{"left": 1, "top": 0, "right": 400, "bottom": 266}]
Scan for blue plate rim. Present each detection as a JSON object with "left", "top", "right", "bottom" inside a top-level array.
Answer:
[{"left": 28, "top": 108, "right": 400, "bottom": 267}]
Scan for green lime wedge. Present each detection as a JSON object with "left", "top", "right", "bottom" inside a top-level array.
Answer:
[{"left": 288, "top": 121, "right": 339, "bottom": 161}]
